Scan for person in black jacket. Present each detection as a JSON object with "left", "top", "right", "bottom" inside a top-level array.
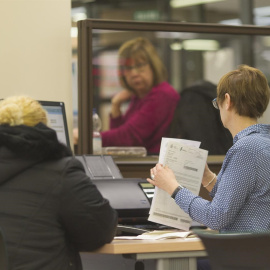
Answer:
[
  {"left": 169, "top": 80, "right": 233, "bottom": 155},
  {"left": 0, "top": 96, "right": 118, "bottom": 270}
]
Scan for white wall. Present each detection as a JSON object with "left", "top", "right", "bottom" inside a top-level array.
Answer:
[{"left": 0, "top": 0, "right": 73, "bottom": 140}]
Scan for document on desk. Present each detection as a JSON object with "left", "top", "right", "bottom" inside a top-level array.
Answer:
[
  {"left": 148, "top": 138, "right": 208, "bottom": 231},
  {"left": 114, "top": 230, "right": 196, "bottom": 240}
]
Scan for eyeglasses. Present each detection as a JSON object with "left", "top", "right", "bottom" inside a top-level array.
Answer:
[
  {"left": 212, "top": 98, "right": 219, "bottom": 110},
  {"left": 121, "top": 63, "right": 148, "bottom": 73}
]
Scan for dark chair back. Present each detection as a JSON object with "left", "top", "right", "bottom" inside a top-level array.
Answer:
[
  {"left": 196, "top": 230, "right": 270, "bottom": 270},
  {"left": 0, "top": 228, "right": 9, "bottom": 270},
  {"left": 169, "top": 81, "right": 233, "bottom": 155}
]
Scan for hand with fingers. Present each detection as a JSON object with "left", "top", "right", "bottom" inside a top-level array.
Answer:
[{"left": 147, "top": 163, "right": 180, "bottom": 196}]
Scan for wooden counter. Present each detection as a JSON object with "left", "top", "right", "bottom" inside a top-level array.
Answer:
[
  {"left": 114, "top": 155, "right": 223, "bottom": 178},
  {"left": 82, "top": 238, "right": 207, "bottom": 270},
  {"left": 114, "top": 155, "right": 224, "bottom": 201},
  {"left": 90, "top": 237, "right": 205, "bottom": 254}
]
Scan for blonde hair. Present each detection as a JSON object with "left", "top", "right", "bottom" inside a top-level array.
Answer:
[
  {"left": 217, "top": 65, "right": 270, "bottom": 118},
  {"left": 0, "top": 96, "right": 48, "bottom": 126},
  {"left": 118, "top": 37, "right": 167, "bottom": 91}
]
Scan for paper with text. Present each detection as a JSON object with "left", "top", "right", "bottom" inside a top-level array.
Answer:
[
  {"left": 158, "top": 138, "right": 201, "bottom": 164},
  {"left": 148, "top": 138, "right": 208, "bottom": 231}
]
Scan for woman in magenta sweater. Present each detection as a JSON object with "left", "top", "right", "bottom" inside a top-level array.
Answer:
[{"left": 101, "top": 37, "right": 180, "bottom": 154}]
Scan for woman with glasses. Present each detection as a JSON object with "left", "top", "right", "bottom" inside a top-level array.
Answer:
[
  {"left": 100, "top": 37, "right": 179, "bottom": 154},
  {"left": 147, "top": 65, "right": 270, "bottom": 269}
]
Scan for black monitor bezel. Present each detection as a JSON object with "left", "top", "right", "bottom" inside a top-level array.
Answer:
[{"left": 39, "top": 100, "right": 71, "bottom": 149}]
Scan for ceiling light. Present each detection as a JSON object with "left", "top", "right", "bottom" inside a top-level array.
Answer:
[
  {"left": 219, "top": 19, "right": 241, "bottom": 25},
  {"left": 72, "top": 12, "right": 87, "bottom": 22},
  {"left": 183, "top": 39, "right": 219, "bottom": 51},
  {"left": 254, "top": 6, "right": 270, "bottom": 17},
  {"left": 71, "top": 27, "right": 78, "bottom": 38},
  {"left": 170, "top": 0, "right": 223, "bottom": 8},
  {"left": 263, "top": 37, "right": 270, "bottom": 47},
  {"left": 170, "top": 41, "right": 182, "bottom": 50}
]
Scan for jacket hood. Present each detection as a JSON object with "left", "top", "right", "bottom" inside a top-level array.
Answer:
[
  {"left": 0, "top": 123, "right": 72, "bottom": 185},
  {"left": 181, "top": 80, "right": 217, "bottom": 100}
]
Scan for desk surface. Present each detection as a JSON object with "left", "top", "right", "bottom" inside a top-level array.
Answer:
[{"left": 89, "top": 238, "right": 205, "bottom": 255}]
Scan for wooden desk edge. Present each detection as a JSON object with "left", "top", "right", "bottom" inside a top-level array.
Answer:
[
  {"left": 114, "top": 155, "right": 224, "bottom": 165},
  {"left": 87, "top": 238, "right": 205, "bottom": 255}
]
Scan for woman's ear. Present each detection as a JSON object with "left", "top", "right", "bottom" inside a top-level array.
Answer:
[{"left": 224, "top": 93, "right": 232, "bottom": 110}]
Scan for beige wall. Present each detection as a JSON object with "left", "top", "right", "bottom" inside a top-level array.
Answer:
[{"left": 0, "top": 0, "right": 73, "bottom": 142}]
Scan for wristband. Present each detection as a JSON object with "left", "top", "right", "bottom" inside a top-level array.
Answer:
[{"left": 171, "top": 185, "right": 184, "bottom": 200}]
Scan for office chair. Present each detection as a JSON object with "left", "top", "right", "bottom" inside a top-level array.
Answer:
[
  {"left": 195, "top": 230, "right": 270, "bottom": 270},
  {"left": 0, "top": 228, "right": 9, "bottom": 270}
]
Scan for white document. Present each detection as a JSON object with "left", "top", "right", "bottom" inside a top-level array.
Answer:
[
  {"left": 114, "top": 230, "right": 195, "bottom": 240},
  {"left": 148, "top": 138, "right": 208, "bottom": 231},
  {"left": 158, "top": 138, "right": 201, "bottom": 164}
]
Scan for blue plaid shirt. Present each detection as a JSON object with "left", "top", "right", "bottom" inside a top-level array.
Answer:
[{"left": 175, "top": 124, "right": 270, "bottom": 232}]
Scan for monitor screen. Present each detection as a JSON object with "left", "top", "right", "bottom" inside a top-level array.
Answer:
[{"left": 39, "top": 100, "right": 70, "bottom": 149}]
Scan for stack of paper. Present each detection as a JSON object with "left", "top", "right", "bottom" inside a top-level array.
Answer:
[
  {"left": 148, "top": 138, "right": 208, "bottom": 231},
  {"left": 114, "top": 230, "right": 196, "bottom": 240}
]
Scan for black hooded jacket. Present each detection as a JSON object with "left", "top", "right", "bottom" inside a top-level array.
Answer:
[
  {"left": 169, "top": 81, "right": 233, "bottom": 155},
  {"left": 0, "top": 123, "right": 117, "bottom": 270}
]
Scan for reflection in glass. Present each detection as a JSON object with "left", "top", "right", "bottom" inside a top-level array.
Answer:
[
  {"left": 96, "top": 37, "right": 179, "bottom": 154},
  {"left": 89, "top": 29, "right": 270, "bottom": 155}
]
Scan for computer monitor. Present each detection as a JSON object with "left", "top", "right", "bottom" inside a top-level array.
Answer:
[{"left": 39, "top": 100, "right": 71, "bottom": 149}]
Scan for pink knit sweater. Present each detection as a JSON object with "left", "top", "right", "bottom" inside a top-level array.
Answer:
[{"left": 101, "top": 81, "right": 180, "bottom": 154}]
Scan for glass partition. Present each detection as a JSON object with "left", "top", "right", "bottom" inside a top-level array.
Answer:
[{"left": 77, "top": 19, "right": 270, "bottom": 154}]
